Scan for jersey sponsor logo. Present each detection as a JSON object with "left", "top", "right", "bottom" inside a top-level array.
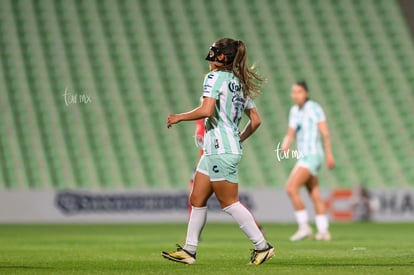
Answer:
[
  {"left": 232, "top": 95, "right": 245, "bottom": 105},
  {"left": 230, "top": 80, "right": 245, "bottom": 125},
  {"left": 228, "top": 81, "right": 241, "bottom": 93}
]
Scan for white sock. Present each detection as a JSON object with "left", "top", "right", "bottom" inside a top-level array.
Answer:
[
  {"left": 184, "top": 206, "right": 207, "bottom": 254},
  {"left": 223, "top": 201, "right": 267, "bottom": 250},
  {"left": 315, "top": 214, "right": 329, "bottom": 234},
  {"left": 295, "top": 209, "right": 309, "bottom": 229}
]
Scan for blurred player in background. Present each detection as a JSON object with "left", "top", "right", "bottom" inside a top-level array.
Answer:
[
  {"left": 351, "top": 183, "right": 377, "bottom": 221},
  {"left": 281, "top": 81, "right": 335, "bottom": 241},
  {"left": 163, "top": 38, "right": 274, "bottom": 265}
]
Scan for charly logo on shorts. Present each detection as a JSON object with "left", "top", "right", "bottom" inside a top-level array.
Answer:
[{"left": 212, "top": 165, "right": 219, "bottom": 173}]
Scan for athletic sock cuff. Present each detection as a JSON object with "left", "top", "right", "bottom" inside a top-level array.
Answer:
[
  {"left": 191, "top": 206, "right": 208, "bottom": 211},
  {"left": 222, "top": 201, "right": 241, "bottom": 212}
]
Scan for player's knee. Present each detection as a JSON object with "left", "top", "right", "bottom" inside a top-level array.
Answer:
[
  {"left": 286, "top": 184, "right": 298, "bottom": 197},
  {"left": 189, "top": 194, "right": 207, "bottom": 208}
]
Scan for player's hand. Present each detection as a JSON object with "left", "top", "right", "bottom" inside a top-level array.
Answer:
[
  {"left": 326, "top": 154, "right": 336, "bottom": 169},
  {"left": 167, "top": 114, "right": 180, "bottom": 128}
]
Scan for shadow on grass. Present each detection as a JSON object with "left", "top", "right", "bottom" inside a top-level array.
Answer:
[
  {"left": 0, "top": 265, "right": 53, "bottom": 270},
  {"left": 277, "top": 262, "right": 414, "bottom": 267}
]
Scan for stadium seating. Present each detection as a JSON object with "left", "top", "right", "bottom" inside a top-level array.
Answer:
[{"left": 0, "top": 0, "right": 413, "bottom": 190}]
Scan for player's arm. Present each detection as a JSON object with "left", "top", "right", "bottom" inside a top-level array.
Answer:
[
  {"left": 167, "top": 97, "right": 215, "bottom": 128},
  {"left": 282, "top": 107, "right": 297, "bottom": 152},
  {"left": 318, "top": 121, "right": 335, "bottom": 169},
  {"left": 281, "top": 128, "right": 296, "bottom": 153},
  {"left": 240, "top": 108, "right": 261, "bottom": 143}
]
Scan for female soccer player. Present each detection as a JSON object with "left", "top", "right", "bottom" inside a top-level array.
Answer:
[
  {"left": 281, "top": 81, "right": 335, "bottom": 241},
  {"left": 190, "top": 113, "right": 264, "bottom": 231},
  {"left": 162, "top": 38, "right": 274, "bottom": 265}
]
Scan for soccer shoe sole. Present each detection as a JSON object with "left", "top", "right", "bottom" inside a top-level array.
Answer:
[
  {"left": 249, "top": 247, "right": 276, "bottom": 265},
  {"left": 161, "top": 251, "right": 196, "bottom": 265}
]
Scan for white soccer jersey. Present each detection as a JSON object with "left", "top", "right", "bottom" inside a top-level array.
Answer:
[
  {"left": 289, "top": 100, "right": 326, "bottom": 156},
  {"left": 202, "top": 71, "right": 255, "bottom": 155}
]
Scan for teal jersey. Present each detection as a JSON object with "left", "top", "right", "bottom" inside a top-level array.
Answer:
[
  {"left": 202, "top": 71, "right": 256, "bottom": 155},
  {"left": 289, "top": 100, "right": 326, "bottom": 156}
]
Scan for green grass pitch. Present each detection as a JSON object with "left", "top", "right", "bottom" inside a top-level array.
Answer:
[{"left": 0, "top": 223, "right": 413, "bottom": 274}]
